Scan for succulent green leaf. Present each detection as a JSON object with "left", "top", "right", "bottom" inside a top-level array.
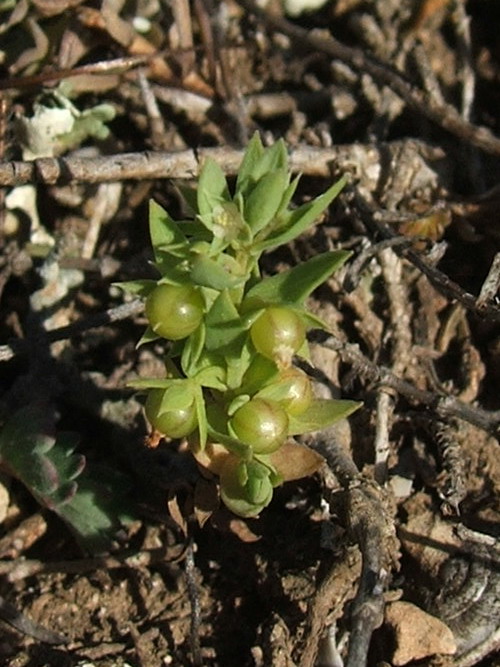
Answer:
[
  {"left": 243, "top": 169, "right": 289, "bottom": 233},
  {"left": 287, "top": 399, "right": 361, "bottom": 435},
  {"left": 254, "top": 175, "right": 347, "bottom": 251},
  {"left": 197, "top": 158, "right": 230, "bottom": 220},
  {"left": 275, "top": 173, "right": 301, "bottom": 218},
  {"left": 245, "top": 250, "right": 352, "bottom": 306}
]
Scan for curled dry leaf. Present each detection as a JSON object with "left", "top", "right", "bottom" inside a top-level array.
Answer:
[{"left": 269, "top": 440, "right": 324, "bottom": 482}]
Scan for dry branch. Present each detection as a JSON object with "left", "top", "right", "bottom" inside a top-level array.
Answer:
[{"left": 0, "top": 141, "right": 438, "bottom": 186}]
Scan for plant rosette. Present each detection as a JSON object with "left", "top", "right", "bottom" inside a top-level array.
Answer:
[{"left": 121, "top": 133, "right": 361, "bottom": 518}]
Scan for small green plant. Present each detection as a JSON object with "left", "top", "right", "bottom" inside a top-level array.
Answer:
[
  {"left": 121, "top": 133, "right": 360, "bottom": 517},
  {"left": 0, "top": 406, "right": 132, "bottom": 552}
]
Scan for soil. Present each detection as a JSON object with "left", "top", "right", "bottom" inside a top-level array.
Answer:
[{"left": 0, "top": 1, "right": 499, "bottom": 666}]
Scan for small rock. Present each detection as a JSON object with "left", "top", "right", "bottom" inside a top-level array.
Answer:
[{"left": 385, "top": 600, "right": 456, "bottom": 666}]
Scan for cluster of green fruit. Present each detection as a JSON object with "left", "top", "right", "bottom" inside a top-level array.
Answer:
[{"left": 121, "top": 134, "right": 360, "bottom": 517}]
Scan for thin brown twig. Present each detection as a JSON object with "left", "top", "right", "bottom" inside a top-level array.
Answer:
[
  {"left": 0, "top": 298, "right": 144, "bottom": 362},
  {"left": 0, "top": 545, "right": 183, "bottom": 583},
  {"left": 352, "top": 191, "right": 500, "bottom": 323},
  {"left": 237, "top": 0, "right": 500, "bottom": 157},
  {"left": 321, "top": 335, "right": 500, "bottom": 436}
]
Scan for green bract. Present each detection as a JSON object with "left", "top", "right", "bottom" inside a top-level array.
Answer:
[{"left": 122, "top": 132, "right": 361, "bottom": 518}]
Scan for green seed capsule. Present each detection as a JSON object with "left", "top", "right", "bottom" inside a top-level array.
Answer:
[
  {"left": 272, "top": 367, "right": 313, "bottom": 416},
  {"left": 250, "top": 306, "right": 306, "bottom": 367},
  {"left": 145, "top": 284, "right": 204, "bottom": 340},
  {"left": 145, "top": 389, "right": 198, "bottom": 438},
  {"left": 231, "top": 398, "right": 288, "bottom": 454}
]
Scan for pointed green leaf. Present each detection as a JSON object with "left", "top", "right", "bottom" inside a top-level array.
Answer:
[
  {"left": 197, "top": 158, "right": 230, "bottom": 220},
  {"left": 287, "top": 399, "right": 361, "bottom": 436},
  {"left": 114, "top": 279, "right": 157, "bottom": 297},
  {"left": 251, "top": 139, "right": 288, "bottom": 183},
  {"left": 190, "top": 254, "right": 244, "bottom": 290},
  {"left": 275, "top": 173, "right": 300, "bottom": 218},
  {"left": 245, "top": 250, "right": 352, "bottom": 306},
  {"left": 235, "top": 133, "right": 264, "bottom": 197},
  {"left": 193, "top": 365, "right": 227, "bottom": 390},
  {"left": 149, "top": 200, "right": 188, "bottom": 261},
  {"left": 244, "top": 169, "right": 289, "bottom": 233},
  {"left": 128, "top": 378, "right": 178, "bottom": 390},
  {"left": 194, "top": 384, "right": 207, "bottom": 449},
  {"left": 177, "top": 184, "right": 199, "bottom": 215},
  {"left": 254, "top": 176, "right": 347, "bottom": 251},
  {"left": 181, "top": 323, "right": 206, "bottom": 376},
  {"left": 136, "top": 326, "right": 159, "bottom": 348},
  {"left": 205, "top": 290, "right": 247, "bottom": 350}
]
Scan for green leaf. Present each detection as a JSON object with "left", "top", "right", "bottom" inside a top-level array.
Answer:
[
  {"left": 128, "top": 378, "right": 178, "bottom": 390},
  {"left": 193, "top": 365, "right": 227, "bottom": 390},
  {"left": 0, "top": 406, "right": 133, "bottom": 553},
  {"left": 250, "top": 139, "right": 288, "bottom": 184},
  {"left": 0, "top": 406, "right": 84, "bottom": 508},
  {"left": 149, "top": 200, "right": 188, "bottom": 262},
  {"left": 177, "top": 184, "right": 199, "bottom": 215},
  {"left": 197, "top": 158, "right": 230, "bottom": 220},
  {"left": 235, "top": 132, "right": 265, "bottom": 198},
  {"left": 275, "top": 174, "right": 300, "bottom": 218},
  {"left": 205, "top": 290, "right": 248, "bottom": 350},
  {"left": 287, "top": 399, "right": 361, "bottom": 436},
  {"left": 239, "top": 354, "right": 279, "bottom": 395},
  {"left": 114, "top": 279, "right": 157, "bottom": 297},
  {"left": 245, "top": 250, "right": 352, "bottom": 305},
  {"left": 181, "top": 323, "right": 206, "bottom": 376},
  {"left": 136, "top": 326, "right": 159, "bottom": 348},
  {"left": 157, "top": 382, "right": 197, "bottom": 412},
  {"left": 194, "top": 384, "right": 208, "bottom": 449},
  {"left": 254, "top": 175, "right": 347, "bottom": 251},
  {"left": 56, "top": 465, "right": 134, "bottom": 554},
  {"left": 244, "top": 169, "right": 289, "bottom": 233},
  {"left": 190, "top": 254, "right": 244, "bottom": 290}
]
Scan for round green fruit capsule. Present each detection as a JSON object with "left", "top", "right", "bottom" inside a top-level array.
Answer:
[
  {"left": 250, "top": 306, "right": 306, "bottom": 367},
  {"left": 145, "top": 389, "right": 198, "bottom": 438},
  {"left": 274, "top": 367, "right": 313, "bottom": 416},
  {"left": 231, "top": 398, "right": 288, "bottom": 454},
  {"left": 145, "top": 284, "right": 204, "bottom": 340}
]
